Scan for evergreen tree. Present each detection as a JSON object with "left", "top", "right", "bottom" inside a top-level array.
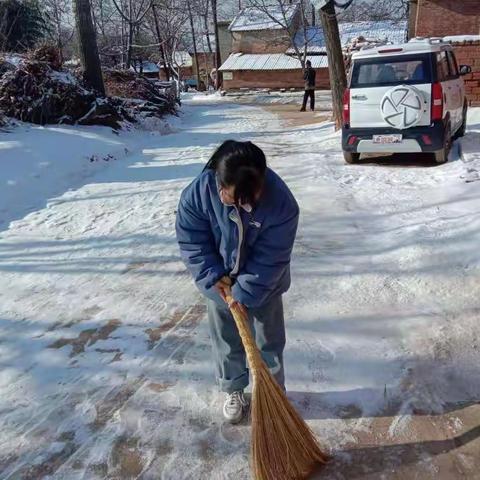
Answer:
[{"left": 0, "top": 0, "right": 51, "bottom": 51}]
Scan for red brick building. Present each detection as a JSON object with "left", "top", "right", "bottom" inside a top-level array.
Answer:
[{"left": 409, "top": 0, "right": 480, "bottom": 105}]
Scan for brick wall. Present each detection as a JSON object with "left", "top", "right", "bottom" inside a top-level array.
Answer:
[
  {"left": 222, "top": 68, "right": 330, "bottom": 90},
  {"left": 452, "top": 40, "right": 480, "bottom": 106},
  {"left": 231, "top": 30, "right": 292, "bottom": 54},
  {"left": 413, "top": 0, "right": 480, "bottom": 37}
]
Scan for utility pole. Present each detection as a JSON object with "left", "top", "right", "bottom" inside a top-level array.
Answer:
[
  {"left": 211, "top": 0, "right": 222, "bottom": 89},
  {"left": 320, "top": 0, "right": 347, "bottom": 128},
  {"left": 74, "top": 0, "right": 105, "bottom": 95}
]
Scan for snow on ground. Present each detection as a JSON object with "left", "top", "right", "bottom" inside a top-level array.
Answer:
[
  {"left": 0, "top": 119, "right": 180, "bottom": 231},
  {"left": 186, "top": 90, "right": 333, "bottom": 108},
  {"left": 0, "top": 98, "right": 480, "bottom": 479}
]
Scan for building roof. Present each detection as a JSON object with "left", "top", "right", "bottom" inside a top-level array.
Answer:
[
  {"left": 229, "top": 4, "right": 299, "bottom": 32},
  {"left": 130, "top": 60, "right": 159, "bottom": 73},
  {"left": 219, "top": 52, "right": 328, "bottom": 71},
  {"left": 289, "top": 20, "right": 408, "bottom": 53}
]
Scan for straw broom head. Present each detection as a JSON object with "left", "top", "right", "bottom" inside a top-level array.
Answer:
[{"left": 227, "top": 297, "right": 330, "bottom": 480}]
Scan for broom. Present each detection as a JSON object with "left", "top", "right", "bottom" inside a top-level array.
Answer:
[{"left": 225, "top": 294, "right": 330, "bottom": 480}]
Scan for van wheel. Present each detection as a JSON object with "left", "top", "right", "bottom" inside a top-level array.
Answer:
[
  {"left": 434, "top": 125, "right": 451, "bottom": 164},
  {"left": 454, "top": 105, "right": 468, "bottom": 139},
  {"left": 343, "top": 151, "right": 360, "bottom": 164}
]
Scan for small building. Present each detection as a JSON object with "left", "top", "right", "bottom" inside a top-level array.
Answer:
[
  {"left": 409, "top": 0, "right": 480, "bottom": 106},
  {"left": 220, "top": 53, "right": 329, "bottom": 90}
]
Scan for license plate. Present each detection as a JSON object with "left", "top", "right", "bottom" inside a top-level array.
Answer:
[{"left": 373, "top": 134, "right": 403, "bottom": 144}]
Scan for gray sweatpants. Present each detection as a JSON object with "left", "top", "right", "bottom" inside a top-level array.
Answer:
[{"left": 207, "top": 295, "right": 286, "bottom": 394}]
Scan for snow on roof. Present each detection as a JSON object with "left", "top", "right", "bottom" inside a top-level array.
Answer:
[
  {"left": 229, "top": 4, "right": 299, "bottom": 32},
  {"left": 130, "top": 61, "right": 160, "bottom": 73},
  {"left": 443, "top": 34, "right": 480, "bottom": 43},
  {"left": 219, "top": 52, "right": 328, "bottom": 71},
  {"left": 289, "top": 20, "right": 407, "bottom": 53}
]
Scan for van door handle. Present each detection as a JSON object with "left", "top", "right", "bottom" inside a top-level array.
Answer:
[{"left": 352, "top": 94, "right": 367, "bottom": 100}]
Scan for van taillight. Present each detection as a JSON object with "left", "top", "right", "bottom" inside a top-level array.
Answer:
[
  {"left": 343, "top": 88, "right": 350, "bottom": 125},
  {"left": 431, "top": 82, "right": 443, "bottom": 121}
]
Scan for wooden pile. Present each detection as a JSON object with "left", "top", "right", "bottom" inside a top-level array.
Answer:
[
  {"left": 104, "top": 69, "right": 178, "bottom": 118},
  {"left": 343, "top": 36, "right": 390, "bottom": 72},
  {"left": 0, "top": 46, "right": 177, "bottom": 129}
]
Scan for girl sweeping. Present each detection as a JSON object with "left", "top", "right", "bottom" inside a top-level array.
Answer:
[{"left": 176, "top": 140, "right": 299, "bottom": 424}]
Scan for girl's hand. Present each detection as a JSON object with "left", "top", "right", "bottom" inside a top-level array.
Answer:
[
  {"left": 216, "top": 277, "right": 248, "bottom": 317},
  {"left": 215, "top": 276, "right": 232, "bottom": 303}
]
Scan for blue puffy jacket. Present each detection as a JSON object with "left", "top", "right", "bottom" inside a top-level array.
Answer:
[{"left": 176, "top": 168, "right": 299, "bottom": 308}]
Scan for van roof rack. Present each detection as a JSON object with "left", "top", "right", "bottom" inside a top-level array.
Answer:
[{"left": 409, "top": 36, "right": 445, "bottom": 44}]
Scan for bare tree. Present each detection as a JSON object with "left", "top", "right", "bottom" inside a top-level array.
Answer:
[
  {"left": 196, "top": 0, "right": 213, "bottom": 54},
  {"left": 44, "top": 0, "right": 72, "bottom": 61},
  {"left": 148, "top": 0, "right": 189, "bottom": 80},
  {"left": 211, "top": 0, "right": 222, "bottom": 88},
  {"left": 187, "top": 0, "right": 202, "bottom": 88},
  {"left": 111, "top": 0, "right": 152, "bottom": 67},
  {"left": 73, "top": 0, "right": 105, "bottom": 94}
]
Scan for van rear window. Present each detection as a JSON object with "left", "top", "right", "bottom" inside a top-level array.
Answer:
[{"left": 351, "top": 54, "right": 433, "bottom": 88}]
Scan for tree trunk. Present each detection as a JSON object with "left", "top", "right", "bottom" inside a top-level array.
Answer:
[
  {"left": 152, "top": 4, "right": 170, "bottom": 80},
  {"left": 320, "top": 0, "right": 346, "bottom": 129},
  {"left": 211, "top": 0, "right": 222, "bottom": 89},
  {"left": 126, "top": 22, "right": 134, "bottom": 68},
  {"left": 52, "top": 3, "right": 64, "bottom": 63},
  {"left": 188, "top": 2, "right": 201, "bottom": 89},
  {"left": 204, "top": 0, "right": 213, "bottom": 53},
  {"left": 74, "top": 0, "right": 105, "bottom": 95}
]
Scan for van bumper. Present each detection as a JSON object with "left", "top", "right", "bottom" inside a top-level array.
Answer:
[{"left": 342, "top": 121, "right": 446, "bottom": 153}]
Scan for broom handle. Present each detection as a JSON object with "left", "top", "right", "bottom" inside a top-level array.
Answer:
[{"left": 225, "top": 295, "right": 264, "bottom": 374}]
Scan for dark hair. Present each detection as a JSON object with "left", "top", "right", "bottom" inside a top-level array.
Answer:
[
  {"left": 204, "top": 140, "right": 267, "bottom": 206},
  {"left": 306, "top": 60, "right": 312, "bottom": 68}
]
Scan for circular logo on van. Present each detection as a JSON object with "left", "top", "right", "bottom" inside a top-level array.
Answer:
[{"left": 381, "top": 86, "right": 423, "bottom": 129}]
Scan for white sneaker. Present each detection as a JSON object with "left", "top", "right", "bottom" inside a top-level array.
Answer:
[{"left": 223, "top": 391, "right": 249, "bottom": 424}]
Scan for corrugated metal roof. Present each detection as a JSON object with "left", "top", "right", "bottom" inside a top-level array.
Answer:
[
  {"left": 229, "top": 4, "right": 299, "bottom": 32},
  {"left": 219, "top": 53, "right": 328, "bottom": 71},
  {"left": 288, "top": 20, "right": 408, "bottom": 53}
]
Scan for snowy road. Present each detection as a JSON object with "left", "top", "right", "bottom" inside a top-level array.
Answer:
[{"left": 1, "top": 99, "right": 480, "bottom": 479}]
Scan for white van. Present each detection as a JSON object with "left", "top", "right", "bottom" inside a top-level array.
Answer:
[{"left": 342, "top": 38, "right": 471, "bottom": 164}]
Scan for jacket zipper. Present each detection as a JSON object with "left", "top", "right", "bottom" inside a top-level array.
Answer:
[{"left": 230, "top": 206, "right": 244, "bottom": 276}]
